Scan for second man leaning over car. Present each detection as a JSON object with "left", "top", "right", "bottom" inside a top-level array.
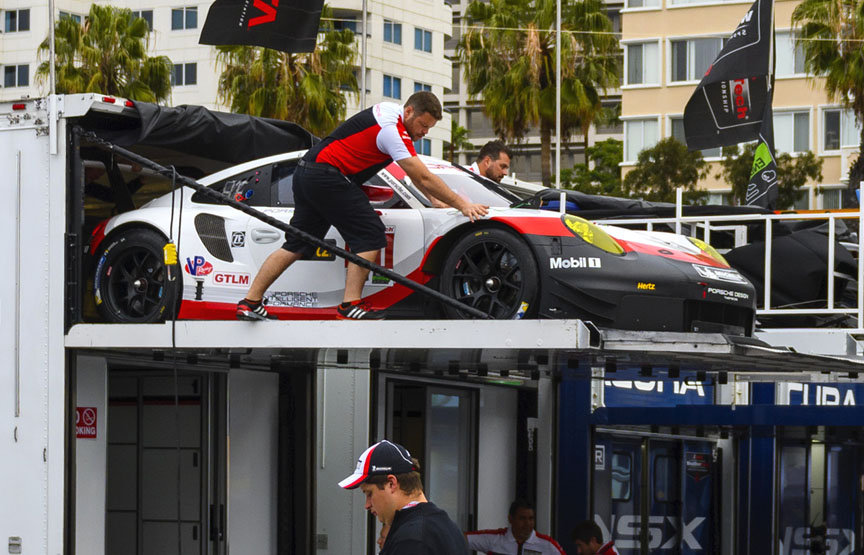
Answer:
[{"left": 236, "top": 91, "right": 489, "bottom": 321}]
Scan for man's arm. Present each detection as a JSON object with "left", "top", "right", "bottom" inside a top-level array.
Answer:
[{"left": 397, "top": 156, "right": 489, "bottom": 222}]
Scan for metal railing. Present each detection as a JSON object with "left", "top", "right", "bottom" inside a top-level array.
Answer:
[{"left": 597, "top": 186, "right": 864, "bottom": 326}]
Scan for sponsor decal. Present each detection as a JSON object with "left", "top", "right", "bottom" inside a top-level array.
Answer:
[
  {"left": 267, "top": 291, "right": 319, "bottom": 308},
  {"left": 596, "top": 514, "right": 705, "bottom": 550},
  {"left": 692, "top": 264, "right": 747, "bottom": 284},
  {"left": 686, "top": 452, "right": 711, "bottom": 481},
  {"left": 707, "top": 286, "right": 749, "bottom": 302},
  {"left": 549, "top": 256, "right": 601, "bottom": 269},
  {"left": 371, "top": 465, "right": 392, "bottom": 471},
  {"left": 514, "top": 301, "right": 529, "bottom": 320},
  {"left": 213, "top": 272, "right": 250, "bottom": 286},
  {"left": 637, "top": 282, "right": 656, "bottom": 290},
  {"left": 185, "top": 256, "right": 214, "bottom": 277},
  {"left": 312, "top": 239, "right": 337, "bottom": 261},
  {"left": 231, "top": 231, "right": 246, "bottom": 247}
]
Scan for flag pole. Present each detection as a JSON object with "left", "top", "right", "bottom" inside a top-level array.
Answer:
[
  {"left": 556, "top": 0, "right": 564, "bottom": 213},
  {"left": 48, "top": 0, "right": 56, "bottom": 94},
  {"left": 361, "top": 0, "right": 368, "bottom": 110}
]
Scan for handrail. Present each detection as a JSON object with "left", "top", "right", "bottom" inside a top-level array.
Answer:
[{"left": 596, "top": 185, "right": 864, "bottom": 325}]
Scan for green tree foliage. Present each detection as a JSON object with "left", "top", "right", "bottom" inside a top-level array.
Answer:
[
  {"left": 716, "top": 143, "right": 823, "bottom": 208},
  {"left": 561, "top": 138, "right": 623, "bottom": 196},
  {"left": 793, "top": 0, "right": 864, "bottom": 199},
  {"left": 445, "top": 120, "right": 474, "bottom": 163},
  {"left": 216, "top": 6, "right": 357, "bottom": 136},
  {"left": 37, "top": 5, "right": 172, "bottom": 103},
  {"left": 458, "top": 0, "right": 620, "bottom": 186},
  {"left": 622, "top": 138, "right": 709, "bottom": 203}
]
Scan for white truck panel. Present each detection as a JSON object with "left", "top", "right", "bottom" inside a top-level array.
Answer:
[{"left": 0, "top": 97, "right": 66, "bottom": 555}]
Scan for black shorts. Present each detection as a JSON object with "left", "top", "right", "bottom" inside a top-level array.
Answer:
[{"left": 281, "top": 163, "right": 386, "bottom": 257}]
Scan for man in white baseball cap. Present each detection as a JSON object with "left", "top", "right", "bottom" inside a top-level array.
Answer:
[{"left": 339, "top": 440, "right": 468, "bottom": 554}]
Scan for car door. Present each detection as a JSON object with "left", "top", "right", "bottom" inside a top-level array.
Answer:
[{"left": 244, "top": 167, "right": 426, "bottom": 312}]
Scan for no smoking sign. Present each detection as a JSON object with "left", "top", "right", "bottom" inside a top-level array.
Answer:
[{"left": 76, "top": 407, "right": 97, "bottom": 439}]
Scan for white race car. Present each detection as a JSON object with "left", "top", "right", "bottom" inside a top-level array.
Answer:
[{"left": 90, "top": 153, "right": 756, "bottom": 334}]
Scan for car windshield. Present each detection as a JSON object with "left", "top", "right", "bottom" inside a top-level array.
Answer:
[{"left": 400, "top": 171, "right": 518, "bottom": 207}]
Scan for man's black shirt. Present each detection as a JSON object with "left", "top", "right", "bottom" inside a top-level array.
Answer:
[{"left": 381, "top": 502, "right": 468, "bottom": 555}]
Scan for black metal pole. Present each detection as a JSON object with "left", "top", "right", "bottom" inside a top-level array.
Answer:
[{"left": 74, "top": 127, "right": 493, "bottom": 320}]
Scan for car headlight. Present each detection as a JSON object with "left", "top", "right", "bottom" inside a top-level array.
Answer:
[
  {"left": 687, "top": 236, "right": 729, "bottom": 266},
  {"left": 561, "top": 215, "right": 624, "bottom": 255}
]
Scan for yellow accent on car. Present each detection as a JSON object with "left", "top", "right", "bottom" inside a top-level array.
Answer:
[
  {"left": 561, "top": 215, "right": 624, "bottom": 255},
  {"left": 687, "top": 237, "right": 729, "bottom": 266}
]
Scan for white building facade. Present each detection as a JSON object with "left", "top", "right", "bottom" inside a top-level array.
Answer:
[{"left": 0, "top": 0, "right": 453, "bottom": 156}]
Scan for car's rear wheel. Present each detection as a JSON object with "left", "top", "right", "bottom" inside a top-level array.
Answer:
[
  {"left": 440, "top": 228, "right": 539, "bottom": 319},
  {"left": 93, "top": 228, "right": 181, "bottom": 323}
]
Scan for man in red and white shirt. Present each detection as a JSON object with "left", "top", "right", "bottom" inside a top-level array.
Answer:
[
  {"left": 237, "top": 91, "right": 488, "bottom": 321},
  {"left": 466, "top": 500, "right": 566, "bottom": 555},
  {"left": 571, "top": 520, "right": 618, "bottom": 555}
]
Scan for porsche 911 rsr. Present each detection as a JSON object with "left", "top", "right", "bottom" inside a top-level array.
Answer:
[{"left": 89, "top": 153, "right": 756, "bottom": 335}]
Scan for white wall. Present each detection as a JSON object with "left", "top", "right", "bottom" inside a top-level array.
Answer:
[
  {"left": 75, "top": 355, "right": 108, "bottom": 555},
  {"left": 316, "top": 349, "right": 372, "bottom": 555},
  {"left": 228, "top": 369, "right": 279, "bottom": 554},
  {"left": 476, "top": 386, "right": 518, "bottom": 530}
]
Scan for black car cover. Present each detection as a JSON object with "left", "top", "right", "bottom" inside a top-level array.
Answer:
[{"left": 93, "top": 101, "right": 317, "bottom": 167}]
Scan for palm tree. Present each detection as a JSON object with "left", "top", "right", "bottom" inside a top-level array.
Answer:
[
  {"left": 445, "top": 120, "right": 474, "bottom": 162},
  {"left": 216, "top": 6, "right": 358, "bottom": 136},
  {"left": 37, "top": 5, "right": 172, "bottom": 103},
  {"left": 458, "top": 0, "right": 619, "bottom": 186},
  {"left": 793, "top": 0, "right": 864, "bottom": 202}
]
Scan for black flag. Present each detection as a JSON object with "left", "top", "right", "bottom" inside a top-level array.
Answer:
[
  {"left": 200, "top": 0, "right": 325, "bottom": 53},
  {"left": 745, "top": 90, "right": 778, "bottom": 207},
  {"left": 683, "top": 0, "right": 773, "bottom": 151}
]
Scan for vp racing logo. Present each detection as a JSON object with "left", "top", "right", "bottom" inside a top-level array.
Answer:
[
  {"left": 549, "top": 256, "right": 601, "bottom": 269},
  {"left": 185, "top": 256, "right": 213, "bottom": 277}
]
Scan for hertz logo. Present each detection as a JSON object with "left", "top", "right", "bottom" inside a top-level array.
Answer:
[{"left": 637, "top": 282, "right": 656, "bottom": 290}]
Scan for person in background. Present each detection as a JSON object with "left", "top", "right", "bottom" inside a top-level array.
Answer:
[
  {"left": 468, "top": 140, "right": 513, "bottom": 184},
  {"left": 466, "top": 499, "right": 566, "bottom": 554},
  {"left": 571, "top": 520, "right": 618, "bottom": 555},
  {"left": 339, "top": 440, "right": 468, "bottom": 554}
]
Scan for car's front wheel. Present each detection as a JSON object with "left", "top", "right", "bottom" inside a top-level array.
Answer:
[
  {"left": 93, "top": 228, "right": 181, "bottom": 323},
  {"left": 440, "top": 228, "right": 539, "bottom": 319}
]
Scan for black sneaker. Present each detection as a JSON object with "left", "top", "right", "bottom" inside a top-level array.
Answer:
[
  {"left": 236, "top": 298, "right": 277, "bottom": 321},
  {"left": 336, "top": 300, "right": 385, "bottom": 320}
]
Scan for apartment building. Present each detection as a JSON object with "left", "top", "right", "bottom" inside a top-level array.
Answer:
[
  {"left": 620, "top": 0, "right": 861, "bottom": 208},
  {"left": 443, "top": 0, "right": 624, "bottom": 183},
  {"left": 0, "top": 0, "right": 453, "bottom": 156}
]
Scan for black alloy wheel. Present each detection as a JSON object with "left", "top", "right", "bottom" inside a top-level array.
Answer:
[
  {"left": 440, "top": 228, "right": 539, "bottom": 319},
  {"left": 94, "top": 228, "right": 181, "bottom": 323}
]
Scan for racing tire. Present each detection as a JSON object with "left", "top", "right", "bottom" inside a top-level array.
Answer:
[
  {"left": 93, "top": 228, "right": 181, "bottom": 323},
  {"left": 440, "top": 228, "right": 539, "bottom": 319}
]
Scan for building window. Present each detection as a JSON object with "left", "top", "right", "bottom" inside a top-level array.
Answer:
[
  {"left": 670, "top": 117, "right": 720, "bottom": 157},
  {"left": 414, "top": 82, "right": 432, "bottom": 93},
  {"left": 171, "top": 63, "right": 197, "bottom": 86},
  {"left": 670, "top": 38, "right": 723, "bottom": 82},
  {"left": 626, "top": 0, "right": 660, "bottom": 7},
  {"left": 171, "top": 7, "right": 197, "bottom": 30},
  {"left": 774, "top": 111, "right": 810, "bottom": 154},
  {"left": 706, "top": 192, "right": 732, "bottom": 206},
  {"left": 414, "top": 138, "right": 431, "bottom": 156},
  {"left": 821, "top": 188, "right": 843, "bottom": 209},
  {"left": 332, "top": 14, "right": 357, "bottom": 33},
  {"left": 384, "top": 20, "right": 402, "bottom": 44},
  {"left": 383, "top": 75, "right": 401, "bottom": 99},
  {"left": 4, "top": 9, "right": 30, "bottom": 32},
  {"left": 59, "top": 11, "right": 82, "bottom": 24},
  {"left": 414, "top": 28, "right": 432, "bottom": 53},
  {"left": 776, "top": 31, "right": 805, "bottom": 77},
  {"left": 625, "top": 42, "right": 659, "bottom": 85},
  {"left": 132, "top": 10, "right": 154, "bottom": 31},
  {"left": 823, "top": 108, "right": 860, "bottom": 151},
  {"left": 624, "top": 118, "right": 659, "bottom": 161},
  {"left": 3, "top": 65, "right": 29, "bottom": 88}
]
